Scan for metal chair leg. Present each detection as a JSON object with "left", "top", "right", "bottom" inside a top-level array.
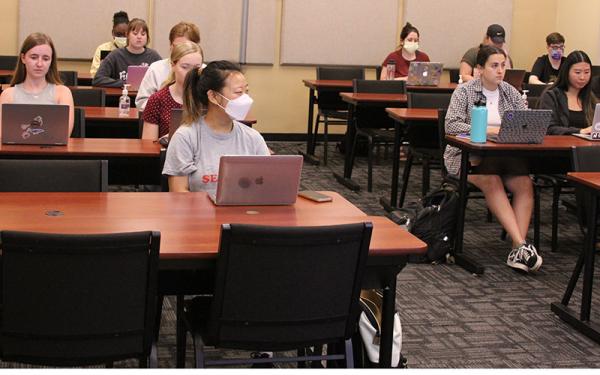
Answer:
[
  {"left": 367, "top": 135, "right": 374, "bottom": 192},
  {"left": 398, "top": 151, "right": 414, "bottom": 208},
  {"left": 551, "top": 184, "right": 561, "bottom": 252},
  {"left": 534, "top": 183, "right": 541, "bottom": 251},
  {"left": 323, "top": 117, "right": 329, "bottom": 165}
]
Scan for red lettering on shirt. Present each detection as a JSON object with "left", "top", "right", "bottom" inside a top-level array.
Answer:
[{"left": 202, "top": 174, "right": 218, "bottom": 184}]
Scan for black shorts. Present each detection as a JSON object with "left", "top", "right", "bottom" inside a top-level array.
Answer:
[{"left": 469, "top": 156, "right": 530, "bottom": 176}]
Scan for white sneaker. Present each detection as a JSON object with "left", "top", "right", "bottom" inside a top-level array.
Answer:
[{"left": 507, "top": 243, "right": 542, "bottom": 272}]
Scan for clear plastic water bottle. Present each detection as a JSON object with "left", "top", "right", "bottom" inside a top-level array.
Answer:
[
  {"left": 119, "top": 84, "right": 131, "bottom": 117},
  {"left": 470, "top": 99, "right": 488, "bottom": 143},
  {"left": 522, "top": 90, "right": 529, "bottom": 109},
  {"left": 386, "top": 59, "right": 396, "bottom": 80}
]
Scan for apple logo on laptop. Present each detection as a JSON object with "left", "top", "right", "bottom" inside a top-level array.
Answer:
[
  {"left": 422, "top": 71, "right": 428, "bottom": 77},
  {"left": 255, "top": 177, "right": 264, "bottom": 185}
]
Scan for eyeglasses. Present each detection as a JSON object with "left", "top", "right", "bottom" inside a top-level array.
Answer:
[{"left": 549, "top": 44, "right": 565, "bottom": 50}]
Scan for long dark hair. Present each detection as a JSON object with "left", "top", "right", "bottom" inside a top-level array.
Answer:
[
  {"left": 182, "top": 60, "right": 242, "bottom": 124},
  {"left": 551, "top": 50, "right": 597, "bottom": 126}
]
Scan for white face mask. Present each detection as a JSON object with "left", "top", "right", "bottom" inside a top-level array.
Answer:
[
  {"left": 216, "top": 92, "right": 253, "bottom": 121},
  {"left": 114, "top": 37, "right": 127, "bottom": 48},
  {"left": 403, "top": 41, "right": 419, "bottom": 54}
]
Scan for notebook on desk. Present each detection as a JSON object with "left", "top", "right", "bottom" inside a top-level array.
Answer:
[
  {"left": 572, "top": 103, "right": 600, "bottom": 141},
  {"left": 487, "top": 110, "right": 551, "bottom": 144},
  {"left": 1, "top": 104, "right": 69, "bottom": 145},
  {"left": 209, "top": 155, "right": 303, "bottom": 206},
  {"left": 126, "top": 65, "right": 149, "bottom": 90},
  {"left": 406, "top": 62, "right": 443, "bottom": 86}
]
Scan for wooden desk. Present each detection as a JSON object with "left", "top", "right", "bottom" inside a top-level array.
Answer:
[
  {"left": 335, "top": 92, "right": 408, "bottom": 192},
  {"left": 550, "top": 172, "right": 600, "bottom": 344},
  {"left": 80, "top": 106, "right": 139, "bottom": 121},
  {"left": 445, "top": 135, "right": 600, "bottom": 274},
  {"left": 0, "top": 138, "right": 161, "bottom": 185},
  {"left": 385, "top": 108, "right": 439, "bottom": 210},
  {"left": 0, "top": 191, "right": 426, "bottom": 368}
]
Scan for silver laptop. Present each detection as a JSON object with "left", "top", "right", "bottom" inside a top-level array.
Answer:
[
  {"left": 126, "top": 65, "right": 149, "bottom": 90},
  {"left": 488, "top": 110, "right": 551, "bottom": 144},
  {"left": 2, "top": 104, "right": 69, "bottom": 145},
  {"left": 209, "top": 155, "right": 303, "bottom": 206},
  {"left": 572, "top": 103, "right": 600, "bottom": 141},
  {"left": 406, "top": 62, "right": 443, "bottom": 86}
]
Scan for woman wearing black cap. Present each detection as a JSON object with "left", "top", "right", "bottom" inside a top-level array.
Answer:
[
  {"left": 90, "top": 10, "right": 129, "bottom": 77},
  {"left": 459, "top": 24, "right": 513, "bottom": 82}
]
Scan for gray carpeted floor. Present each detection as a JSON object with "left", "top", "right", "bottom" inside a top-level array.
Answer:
[{"left": 2, "top": 140, "right": 599, "bottom": 368}]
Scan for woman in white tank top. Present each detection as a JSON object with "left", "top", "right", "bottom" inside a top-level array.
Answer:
[{"left": 0, "top": 32, "right": 74, "bottom": 140}]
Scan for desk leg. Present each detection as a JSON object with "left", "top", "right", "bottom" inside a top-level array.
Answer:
[
  {"left": 452, "top": 150, "right": 485, "bottom": 275},
  {"left": 378, "top": 271, "right": 398, "bottom": 368},
  {"left": 298, "top": 88, "right": 320, "bottom": 165},
  {"left": 333, "top": 103, "right": 361, "bottom": 191},
  {"left": 380, "top": 120, "right": 403, "bottom": 212},
  {"left": 551, "top": 189, "right": 600, "bottom": 344}
]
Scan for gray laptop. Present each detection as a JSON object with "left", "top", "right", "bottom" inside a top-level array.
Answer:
[
  {"left": 209, "top": 155, "right": 303, "bottom": 206},
  {"left": 406, "top": 62, "right": 443, "bottom": 86},
  {"left": 488, "top": 110, "right": 551, "bottom": 144},
  {"left": 2, "top": 104, "right": 69, "bottom": 145},
  {"left": 572, "top": 103, "right": 600, "bottom": 141},
  {"left": 126, "top": 65, "right": 149, "bottom": 90}
]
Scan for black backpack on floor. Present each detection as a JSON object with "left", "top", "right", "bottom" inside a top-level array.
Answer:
[{"left": 390, "top": 183, "right": 459, "bottom": 263}]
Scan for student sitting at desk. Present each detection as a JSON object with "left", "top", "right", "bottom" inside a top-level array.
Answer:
[
  {"left": 92, "top": 18, "right": 161, "bottom": 88},
  {"left": 380, "top": 22, "right": 430, "bottom": 80},
  {"left": 142, "top": 41, "right": 203, "bottom": 140},
  {"left": 89, "top": 10, "right": 129, "bottom": 77},
  {"left": 444, "top": 45, "right": 541, "bottom": 273},
  {"left": 163, "top": 61, "right": 269, "bottom": 193},
  {"left": 528, "top": 32, "right": 566, "bottom": 85},
  {"left": 135, "top": 22, "right": 202, "bottom": 111},
  {"left": 459, "top": 24, "right": 513, "bottom": 82},
  {"left": 0, "top": 32, "right": 74, "bottom": 139},
  {"left": 539, "top": 50, "right": 597, "bottom": 135}
]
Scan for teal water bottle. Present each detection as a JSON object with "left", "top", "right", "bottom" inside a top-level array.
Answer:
[{"left": 470, "top": 99, "right": 488, "bottom": 143}]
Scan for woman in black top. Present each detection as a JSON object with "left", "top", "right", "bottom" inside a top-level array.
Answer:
[{"left": 539, "top": 50, "right": 597, "bottom": 134}]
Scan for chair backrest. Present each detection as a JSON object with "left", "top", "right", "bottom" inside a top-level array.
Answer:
[
  {"left": 571, "top": 146, "right": 600, "bottom": 230},
  {"left": 522, "top": 83, "right": 548, "bottom": 98},
  {"left": 0, "top": 230, "right": 160, "bottom": 366},
  {"left": 353, "top": 79, "right": 405, "bottom": 129},
  {"left": 0, "top": 55, "right": 18, "bottom": 70},
  {"left": 407, "top": 92, "right": 452, "bottom": 109},
  {"left": 375, "top": 65, "right": 383, "bottom": 80},
  {"left": 206, "top": 222, "right": 372, "bottom": 351},
  {"left": 448, "top": 68, "right": 460, "bottom": 83},
  {"left": 316, "top": 66, "right": 364, "bottom": 112},
  {"left": 353, "top": 79, "right": 405, "bottom": 94},
  {"left": 71, "top": 88, "right": 106, "bottom": 107},
  {"left": 138, "top": 110, "right": 145, "bottom": 139},
  {"left": 71, "top": 107, "right": 86, "bottom": 138},
  {"left": 0, "top": 159, "right": 108, "bottom": 192},
  {"left": 592, "top": 65, "right": 600, "bottom": 79},
  {"left": 59, "top": 71, "right": 78, "bottom": 86}
]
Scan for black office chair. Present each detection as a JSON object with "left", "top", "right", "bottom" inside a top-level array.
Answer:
[
  {"left": 448, "top": 68, "right": 460, "bottom": 84},
  {"left": 0, "top": 159, "right": 108, "bottom": 192},
  {"left": 375, "top": 65, "right": 383, "bottom": 80},
  {"left": 59, "top": 70, "right": 78, "bottom": 86},
  {"left": 351, "top": 79, "right": 405, "bottom": 192},
  {"left": 176, "top": 222, "right": 372, "bottom": 368},
  {"left": 71, "top": 107, "right": 86, "bottom": 138},
  {"left": 313, "top": 66, "right": 364, "bottom": 164},
  {"left": 0, "top": 55, "right": 17, "bottom": 70},
  {"left": 71, "top": 87, "right": 106, "bottom": 107},
  {"left": 0, "top": 230, "right": 160, "bottom": 367},
  {"left": 138, "top": 110, "right": 145, "bottom": 139},
  {"left": 398, "top": 92, "right": 452, "bottom": 206}
]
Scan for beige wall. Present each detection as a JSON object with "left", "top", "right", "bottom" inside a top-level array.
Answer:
[{"left": 0, "top": 0, "right": 594, "bottom": 134}]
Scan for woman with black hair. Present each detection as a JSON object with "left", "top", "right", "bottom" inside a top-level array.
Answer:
[
  {"left": 380, "top": 22, "right": 430, "bottom": 80},
  {"left": 90, "top": 10, "right": 129, "bottom": 77},
  {"left": 539, "top": 50, "right": 598, "bottom": 134},
  {"left": 162, "top": 61, "right": 270, "bottom": 193}
]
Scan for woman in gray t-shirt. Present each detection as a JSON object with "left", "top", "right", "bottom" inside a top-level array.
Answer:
[{"left": 162, "top": 61, "right": 269, "bottom": 193}]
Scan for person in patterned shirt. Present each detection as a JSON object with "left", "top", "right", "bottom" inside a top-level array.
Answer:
[
  {"left": 142, "top": 41, "right": 203, "bottom": 140},
  {"left": 444, "top": 45, "right": 541, "bottom": 273}
]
